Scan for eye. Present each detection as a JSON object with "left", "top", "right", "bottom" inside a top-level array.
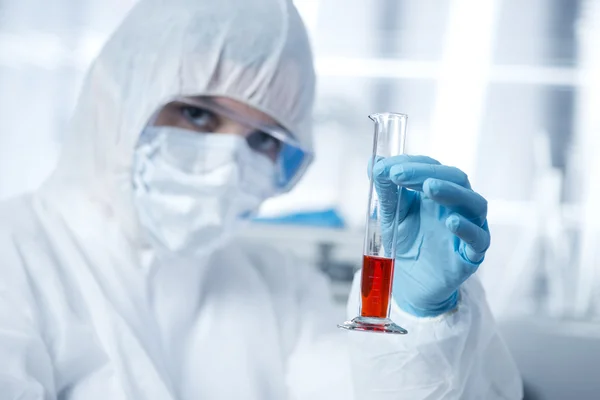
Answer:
[
  {"left": 246, "top": 131, "right": 281, "bottom": 158},
  {"left": 181, "top": 106, "right": 218, "bottom": 131}
]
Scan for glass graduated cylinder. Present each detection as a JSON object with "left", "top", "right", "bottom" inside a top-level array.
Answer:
[{"left": 338, "top": 112, "right": 408, "bottom": 335}]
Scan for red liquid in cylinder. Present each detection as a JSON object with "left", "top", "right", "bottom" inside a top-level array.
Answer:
[{"left": 360, "top": 255, "right": 394, "bottom": 318}]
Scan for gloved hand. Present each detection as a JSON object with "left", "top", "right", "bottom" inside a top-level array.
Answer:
[{"left": 371, "top": 155, "right": 490, "bottom": 317}]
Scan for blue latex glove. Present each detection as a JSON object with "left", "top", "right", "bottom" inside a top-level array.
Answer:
[{"left": 372, "top": 155, "right": 490, "bottom": 317}]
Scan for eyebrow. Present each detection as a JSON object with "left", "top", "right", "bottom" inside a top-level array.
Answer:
[{"left": 196, "top": 96, "right": 278, "bottom": 125}]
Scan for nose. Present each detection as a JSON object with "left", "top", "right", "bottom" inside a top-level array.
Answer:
[{"left": 213, "top": 117, "right": 251, "bottom": 137}]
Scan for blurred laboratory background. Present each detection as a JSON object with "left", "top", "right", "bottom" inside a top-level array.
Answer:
[{"left": 1, "top": 0, "right": 600, "bottom": 398}]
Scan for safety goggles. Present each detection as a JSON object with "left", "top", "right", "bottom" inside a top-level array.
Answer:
[{"left": 170, "top": 96, "right": 313, "bottom": 193}]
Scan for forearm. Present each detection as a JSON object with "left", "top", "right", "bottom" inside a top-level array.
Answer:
[{"left": 346, "top": 275, "right": 523, "bottom": 400}]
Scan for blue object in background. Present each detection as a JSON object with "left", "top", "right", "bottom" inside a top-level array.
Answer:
[{"left": 254, "top": 208, "right": 346, "bottom": 228}]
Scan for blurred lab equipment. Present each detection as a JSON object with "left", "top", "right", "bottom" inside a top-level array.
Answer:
[
  {"left": 339, "top": 112, "right": 408, "bottom": 335},
  {"left": 500, "top": 318, "right": 600, "bottom": 400},
  {"left": 492, "top": 131, "right": 572, "bottom": 318},
  {"left": 572, "top": 0, "right": 600, "bottom": 320}
]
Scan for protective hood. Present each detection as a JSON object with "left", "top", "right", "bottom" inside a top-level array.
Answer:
[{"left": 41, "top": 0, "right": 315, "bottom": 240}]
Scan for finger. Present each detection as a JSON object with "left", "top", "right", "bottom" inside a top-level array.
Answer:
[
  {"left": 389, "top": 163, "right": 471, "bottom": 190},
  {"left": 367, "top": 155, "right": 385, "bottom": 178},
  {"left": 445, "top": 214, "right": 490, "bottom": 263},
  {"left": 369, "top": 155, "right": 438, "bottom": 224},
  {"left": 372, "top": 161, "right": 416, "bottom": 224},
  {"left": 368, "top": 154, "right": 441, "bottom": 177},
  {"left": 424, "top": 179, "right": 487, "bottom": 226},
  {"left": 373, "top": 175, "right": 416, "bottom": 225}
]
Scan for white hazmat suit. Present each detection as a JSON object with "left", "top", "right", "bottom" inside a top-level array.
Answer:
[{"left": 0, "top": 0, "right": 522, "bottom": 398}]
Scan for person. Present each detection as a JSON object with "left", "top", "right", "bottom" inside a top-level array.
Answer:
[{"left": 0, "top": 0, "right": 523, "bottom": 398}]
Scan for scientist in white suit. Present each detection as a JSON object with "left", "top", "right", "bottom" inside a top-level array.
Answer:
[{"left": 0, "top": 0, "right": 522, "bottom": 398}]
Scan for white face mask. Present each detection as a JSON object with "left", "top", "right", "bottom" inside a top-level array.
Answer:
[{"left": 132, "top": 126, "right": 276, "bottom": 257}]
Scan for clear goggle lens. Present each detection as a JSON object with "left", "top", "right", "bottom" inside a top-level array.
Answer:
[{"left": 170, "top": 97, "right": 313, "bottom": 192}]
